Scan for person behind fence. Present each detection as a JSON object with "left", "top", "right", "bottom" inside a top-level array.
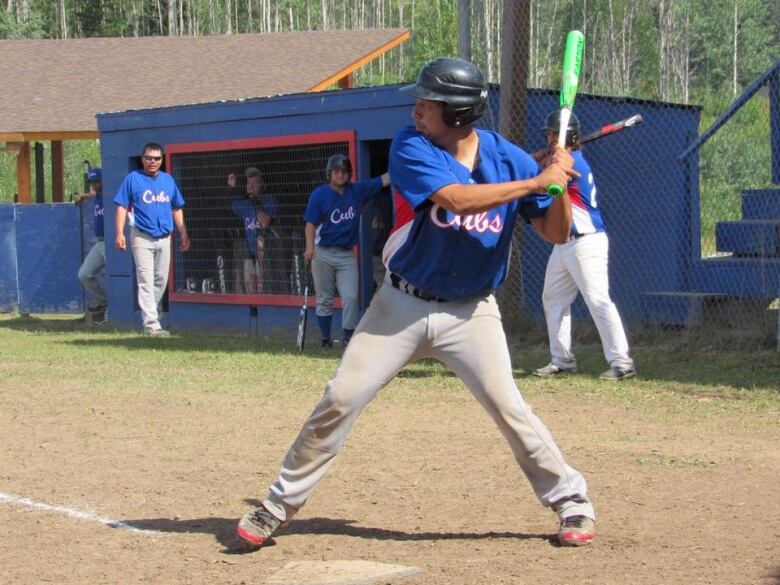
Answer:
[
  {"left": 236, "top": 57, "right": 596, "bottom": 549},
  {"left": 303, "top": 154, "right": 390, "bottom": 348},
  {"left": 531, "top": 111, "right": 636, "bottom": 381},
  {"left": 229, "top": 167, "right": 281, "bottom": 293},
  {"left": 114, "top": 142, "right": 190, "bottom": 337},
  {"left": 74, "top": 167, "right": 107, "bottom": 316}
]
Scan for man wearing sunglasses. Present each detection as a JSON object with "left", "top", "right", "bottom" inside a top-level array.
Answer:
[{"left": 114, "top": 142, "right": 190, "bottom": 337}]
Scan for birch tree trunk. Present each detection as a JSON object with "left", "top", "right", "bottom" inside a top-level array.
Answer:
[
  {"left": 167, "top": 0, "right": 176, "bottom": 36},
  {"left": 58, "top": 0, "right": 67, "bottom": 38}
]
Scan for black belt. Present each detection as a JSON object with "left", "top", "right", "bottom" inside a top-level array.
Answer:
[
  {"left": 96, "top": 237, "right": 104, "bottom": 241},
  {"left": 570, "top": 232, "right": 593, "bottom": 241},
  {"left": 389, "top": 273, "right": 449, "bottom": 302}
]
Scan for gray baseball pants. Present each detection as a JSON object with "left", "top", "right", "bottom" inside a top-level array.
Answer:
[
  {"left": 263, "top": 282, "right": 595, "bottom": 523},
  {"left": 130, "top": 227, "right": 171, "bottom": 333},
  {"left": 78, "top": 240, "right": 106, "bottom": 306},
  {"left": 311, "top": 246, "right": 359, "bottom": 330}
]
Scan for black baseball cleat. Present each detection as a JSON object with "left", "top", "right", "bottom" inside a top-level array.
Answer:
[{"left": 320, "top": 338, "right": 334, "bottom": 349}]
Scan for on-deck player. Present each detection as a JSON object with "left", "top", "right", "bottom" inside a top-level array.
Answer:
[
  {"left": 531, "top": 111, "right": 636, "bottom": 380},
  {"left": 237, "top": 58, "right": 596, "bottom": 548}
]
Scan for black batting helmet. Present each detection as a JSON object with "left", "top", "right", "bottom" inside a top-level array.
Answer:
[
  {"left": 401, "top": 58, "right": 488, "bottom": 128},
  {"left": 544, "top": 110, "right": 581, "bottom": 147},
  {"left": 326, "top": 154, "right": 352, "bottom": 180}
]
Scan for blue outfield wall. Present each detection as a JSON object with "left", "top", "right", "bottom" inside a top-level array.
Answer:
[
  {"left": 0, "top": 204, "right": 19, "bottom": 311},
  {"left": 0, "top": 202, "right": 103, "bottom": 314},
  {"left": 85, "top": 85, "right": 699, "bottom": 335}
]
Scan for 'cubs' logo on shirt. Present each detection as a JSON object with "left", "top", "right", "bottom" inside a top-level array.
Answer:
[
  {"left": 245, "top": 216, "right": 262, "bottom": 231},
  {"left": 141, "top": 189, "right": 171, "bottom": 204},
  {"left": 330, "top": 206, "right": 356, "bottom": 224},
  {"left": 429, "top": 203, "right": 503, "bottom": 234}
]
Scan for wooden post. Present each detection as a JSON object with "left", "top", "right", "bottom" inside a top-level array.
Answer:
[
  {"left": 458, "top": 0, "right": 472, "bottom": 62},
  {"left": 338, "top": 74, "right": 354, "bottom": 89},
  {"left": 34, "top": 142, "right": 45, "bottom": 204},
  {"left": 496, "top": 0, "right": 531, "bottom": 336},
  {"left": 16, "top": 142, "right": 31, "bottom": 204},
  {"left": 52, "top": 140, "right": 64, "bottom": 203}
]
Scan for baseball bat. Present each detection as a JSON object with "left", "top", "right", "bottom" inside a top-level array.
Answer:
[
  {"left": 548, "top": 30, "right": 585, "bottom": 198},
  {"left": 580, "top": 114, "right": 643, "bottom": 145},
  {"left": 296, "top": 263, "right": 309, "bottom": 352}
]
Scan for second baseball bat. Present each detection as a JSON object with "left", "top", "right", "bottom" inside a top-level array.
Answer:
[{"left": 580, "top": 114, "right": 643, "bottom": 145}]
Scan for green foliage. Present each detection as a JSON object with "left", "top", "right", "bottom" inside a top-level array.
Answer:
[{"left": 698, "top": 93, "right": 773, "bottom": 255}]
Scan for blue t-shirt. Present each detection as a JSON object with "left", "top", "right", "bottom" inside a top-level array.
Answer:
[
  {"left": 93, "top": 192, "right": 104, "bottom": 239},
  {"left": 386, "top": 125, "right": 552, "bottom": 301},
  {"left": 304, "top": 177, "right": 384, "bottom": 249},
  {"left": 231, "top": 195, "right": 281, "bottom": 257},
  {"left": 113, "top": 170, "right": 185, "bottom": 238}
]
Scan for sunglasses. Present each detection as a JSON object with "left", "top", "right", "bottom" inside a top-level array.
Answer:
[{"left": 144, "top": 155, "right": 163, "bottom": 162}]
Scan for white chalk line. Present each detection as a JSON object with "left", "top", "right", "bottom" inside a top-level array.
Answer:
[{"left": 0, "top": 490, "right": 159, "bottom": 534}]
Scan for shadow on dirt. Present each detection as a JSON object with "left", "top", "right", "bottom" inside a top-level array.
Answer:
[{"left": 122, "top": 498, "right": 554, "bottom": 554}]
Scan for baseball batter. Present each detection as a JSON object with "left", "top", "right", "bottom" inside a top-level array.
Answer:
[
  {"left": 303, "top": 155, "right": 390, "bottom": 347},
  {"left": 238, "top": 58, "right": 595, "bottom": 548},
  {"left": 532, "top": 112, "right": 635, "bottom": 380}
]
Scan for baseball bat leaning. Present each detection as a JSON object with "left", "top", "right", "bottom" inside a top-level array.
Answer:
[
  {"left": 296, "top": 256, "right": 309, "bottom": 353},
  {"left": 580, "top": 114, "right": 644, "bottom": 145},
  {"left": 548, "top": 30, "right": 585, "bottom": 198}
]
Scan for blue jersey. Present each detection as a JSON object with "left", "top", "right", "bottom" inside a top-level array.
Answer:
[
  {"left": 386, "top": 125, "right": 552, "bottom": 301},
  {"left": 231, "top": 195, "right": 281, "bottom": 257},
  {"left": 568, "top": 150, "right": 606, "bottom": 236},
  {"left": 113, "top": 170, "right": 185, "bottom": 238},
  {"left": 304, "top": 177, "right": 384, "bottom": 249},
  {"left": 93, "top": 192, "right": 104, "bottom": 239}
]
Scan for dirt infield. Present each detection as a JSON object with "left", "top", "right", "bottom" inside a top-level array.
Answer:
[{"left": 1, "top": 333, "right": 778, "bottom": 584}]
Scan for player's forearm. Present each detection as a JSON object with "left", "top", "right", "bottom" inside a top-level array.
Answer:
[
  {"left": 431, "top": 178, "right": 545, "bottom": 215},
  {"left": 534, "top": 193, "right": 572, "bottom": 244},
  {"left": 115, "top": 206, "right": 127, "bottom": 233},
  {"left": 173, "top": 208, "right": 188, "bottom": 238},
  {"left": 304, "top": 223, "right": 316, "bottom": 250}
]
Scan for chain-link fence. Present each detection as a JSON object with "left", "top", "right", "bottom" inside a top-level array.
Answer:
[{"left": 461, "top": 5, "right": 779, "bottom": 348}]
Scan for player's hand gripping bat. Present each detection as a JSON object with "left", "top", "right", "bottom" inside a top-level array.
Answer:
[
  {"left": 580, "top": 114, "right": 643, "bottom": 145},
  {"left": 548, "top": 30, "right": 585, "bottom": 198}
]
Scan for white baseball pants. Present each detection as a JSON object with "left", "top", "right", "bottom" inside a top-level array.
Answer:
[
  {"left": 130, "top": 227, "right": 171, "bottom": 333},
  {"left": 542, "top": 232, "right": 633, "bottom": 370},
  {"left": 262, "top": 282, "right": 595, "bottom": 523}
]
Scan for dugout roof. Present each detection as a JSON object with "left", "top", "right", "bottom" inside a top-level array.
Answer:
[{"left": 0, "top": 29, "right": 410, "bottom": 142}]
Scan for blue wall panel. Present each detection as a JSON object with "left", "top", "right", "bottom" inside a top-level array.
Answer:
[
  {"left": 0, "top": 204, "right": 18, "bottom": 311},
  {"left": 16, "top": 204, "right": 83, "bottom": 313}
]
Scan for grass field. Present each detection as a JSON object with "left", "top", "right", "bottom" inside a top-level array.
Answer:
[{"left": 1, "top": 312, "right": 778, "bottom": 585}]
